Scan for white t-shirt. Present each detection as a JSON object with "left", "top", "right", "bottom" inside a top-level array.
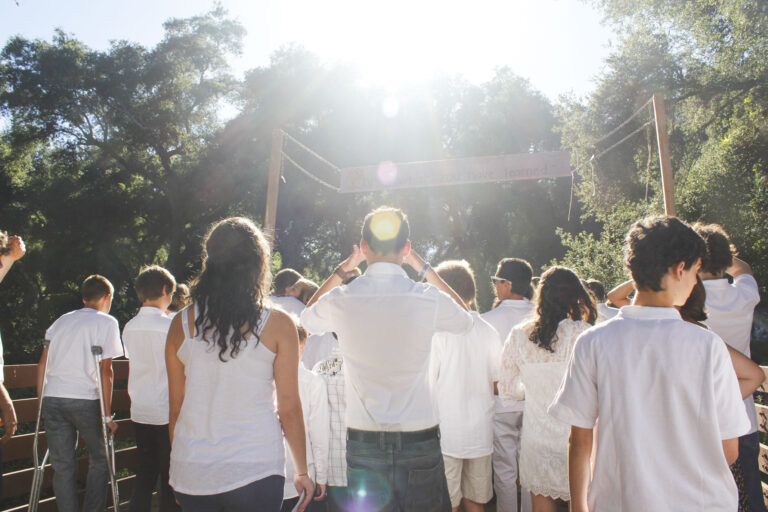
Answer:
[
  {"left": 284, "top": 363, "right": 330, "bottom": 498},
  {"left": 430, "top": 312, "right": 501, "bottom": 458},
  {"left": 481, "top": 299, "right": 534, "bottom": 413},
  {"left": 596, "top": 303, "right": 619, "bottom": 323},
  {"left": 269, "top": 295, "right": 306, "bottom": 317},
  {"left": 301, "top": 332, "right": 338, "bottom": 371},
  {"left": 301, "top": 262, "right": 474, "bottom": 431},
  {"left": 549, "top": 306, "right": 750, "bottom": 512},
  {"left": 44, "top": 308, "right": 124, "bottom": 400},
  {"left": 703, "top": 274, "right": 761, "bottom": 434},
  {"left": 123, "top": 306, "right": 172, "bottom": 425}
]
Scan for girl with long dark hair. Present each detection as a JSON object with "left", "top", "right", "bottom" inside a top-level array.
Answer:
[
  {"left": 498, "top": 266, "right": 596, "bottom": 512},
  {"left": 165, "top": 217, "right": 314, "bottom": 512}
]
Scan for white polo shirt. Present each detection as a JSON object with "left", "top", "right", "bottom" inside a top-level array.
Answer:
[
  {"left": 123, "top": 306, "right": 173, "bottom": 425},
  {"left": 301, "top": 262, "right": 473, "bottom": 431},
  {"left": 596, "top": 303, "right": 619, "bottom": 322},
  {"left": 430, "top": 312, "right": 501, "bottom": 458},
  {"left": 481, "top": 299, "right": 534, "bottom": 413},
  {"left": 704, "top": 274, "right": 761, "bottom": 434},
  {"left": 44, "top": 308, "right": 124, "bottom": 400},
  {"left": 269, "top": 295, "right": 305, "bottom": 317},
  {"left": 549, "top": 306, "right": 750, "bottom": 512}
]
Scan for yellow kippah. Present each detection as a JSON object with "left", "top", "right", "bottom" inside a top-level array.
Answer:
[{"left": 369, "top": 210, "right": 402, "bottom": 241}]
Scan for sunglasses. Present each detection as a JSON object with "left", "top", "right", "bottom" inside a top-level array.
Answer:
[{"left": 490, "top": 276, "right": 509, "bottom": 283}]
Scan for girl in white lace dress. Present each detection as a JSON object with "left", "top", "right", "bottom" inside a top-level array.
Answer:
[{"left": 499, "top": 266, "right": 597, "bottom": 512}]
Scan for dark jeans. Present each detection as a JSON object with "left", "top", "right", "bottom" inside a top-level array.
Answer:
[
  {"left": 174, "top": 474, "right": 285, "bottom": 512},
  {"left": 281, "top": 496, "right": 327, "bottom": 512},
  {"left": 42, "top": 397, "right": 108, "bottom": 512},
  {"left": 739, "top": 431, "right": 766, "bottom": 512},
  {"left": 341, "top": 427, "right": 450, "bottom": 512},
  {"left": 130, "top": 422, "right": 179, "bottom": 512}
]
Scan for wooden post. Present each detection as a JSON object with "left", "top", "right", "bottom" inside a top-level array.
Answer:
[
  {"left": 264, "top": 129, "right": 284, "bottom": 246},
  {"left": 652, "top": 93, "right": 676, "bottom": 216}
]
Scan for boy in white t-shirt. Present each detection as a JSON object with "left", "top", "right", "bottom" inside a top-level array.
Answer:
[
  {"left": 122, "top": 265, "right": 179, "bottom": 512},
  {"left": 549, "top": 216, "right": 750, "bottom": 512},
  {"left": 37, "top": 275, "right": 124, "bottom": 512},
  {"left": 429, "top": 260, "right": 500, "bottom": 512},
  {"left": 695, "top": 222, "right": 764, "bottom": 512}
]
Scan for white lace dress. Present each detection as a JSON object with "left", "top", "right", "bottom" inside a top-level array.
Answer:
[{"left": 499, "top": 318, "right": 592, "bottom": 501}]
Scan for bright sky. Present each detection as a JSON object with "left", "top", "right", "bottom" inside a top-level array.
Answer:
[{"left": 1, "top": 0, "right": 614, "bottom": 100}]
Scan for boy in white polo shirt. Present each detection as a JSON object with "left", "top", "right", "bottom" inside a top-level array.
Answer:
[
  {"left": 549, "top": 216, "right": 750, "bottom": 512},
  {"left": 38, "top": 274, "right": 124, "bottom": 512},
  {"left": 695, "top": 223, "right": 764, "bottom": 512},
  {"left": 122, "top": 265, "right": 179, "bottom": 512}
]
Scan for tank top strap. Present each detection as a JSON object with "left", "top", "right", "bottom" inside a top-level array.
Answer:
[
  {"left": 257, "top": 306, "right": 273, "bottom": 335},
  {"left": 180, "top": 304, "right": 195, "bottom": 340}
]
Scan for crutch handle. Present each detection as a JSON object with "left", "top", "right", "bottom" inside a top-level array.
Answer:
[{"left": 91, "top": 345, "right": 103, "bottom": 356}]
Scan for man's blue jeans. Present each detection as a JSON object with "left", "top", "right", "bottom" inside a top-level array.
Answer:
[
  {"left": 340, "top": 427, "right": 451, "bottom": 512},
  {"left": 739, "top": 431, "right": 766, "bottom": 512},
  {"left": 42, "top": 397, "right": 108, "bottom": 512}
]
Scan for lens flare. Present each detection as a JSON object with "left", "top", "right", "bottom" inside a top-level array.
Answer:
[
  {"left": 369, "top": 210, "right": 402, "bottom": 242},
  {"left": 382, "top": 96, "right": 400, "bottom": 118},
  {"left": 377, "top": 161, "right": 398, "bottom": 186}
]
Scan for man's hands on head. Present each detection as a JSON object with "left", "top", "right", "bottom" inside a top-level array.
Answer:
[
  {"left": 340, "top": 245, "right": 365, "bottom": 273},
  {"left": 403, "top": 248, "right": 426, "bottom": 272},
  {"left": 7, "top": 236, "right": 26, "bottom": 261}
]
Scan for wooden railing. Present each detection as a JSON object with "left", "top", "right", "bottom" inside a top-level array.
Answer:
[
  {"left": 2, "top": 361, "right": 134, "bottom": 511},
  {"left": 2, "top": 363, "right": 768, "bottom": 510}
]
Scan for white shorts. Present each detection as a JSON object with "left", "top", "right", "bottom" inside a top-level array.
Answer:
[{"left": 443, "top": 454, "right": 493, "bottom": 508}]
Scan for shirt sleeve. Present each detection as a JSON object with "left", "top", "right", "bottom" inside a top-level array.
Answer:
[
  {"left": 733, "top": 274, "right": 761, "bottom": 308},
  {"left": 102, "top": 317, "right": 124, "bottom": 359},
  {"left": 433, "top": 288, "right": 473, "bottom": 335},
  {"left": 300, "top": 290, "right": 338, "bottom": 336},
  {"left": 548, "top": 333, "right": 598, "bottom": 429},
  {"left": 499, "top": 328, "right": 524, "bottom": 404},
  {"left": 309, "top": 375, "right": 330, "bottom": 485},
  {"left": 711, "top": 335, "right": 752, "bottom": 439},
  {"left": 487, "top": 325, "right": 502, "bottom": 383}
]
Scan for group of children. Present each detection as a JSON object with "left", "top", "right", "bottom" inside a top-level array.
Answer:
[{"left": 0, "top": 208, "right": 763, "bottom": 512}]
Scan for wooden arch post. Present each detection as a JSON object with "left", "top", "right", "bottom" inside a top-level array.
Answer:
[
  {"left": 652, "top": 93, "right": 676, "bottom": 216},
  {"left": 264, "top": 129, "right": 284, "bottom": 246}
]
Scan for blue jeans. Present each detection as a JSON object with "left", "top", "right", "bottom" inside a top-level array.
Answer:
[
  {"left": 341, "top": 427, "right": 451, "bottom": 512},
  {"left": 174, "top": 474, "right": 285, "bottom": 512},
  {"left": 739, "top": 431, "right": 766, "bottom": 512},
  {"left": 42, "top": 397, "right": 108, "bottom": 512}
]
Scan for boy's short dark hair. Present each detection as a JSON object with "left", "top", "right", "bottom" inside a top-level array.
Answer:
[
  {"left": 362, "top": 207, "right": 410, "bottom": 255},
  {"left": 495, "top": 258, "right": 533, "bottom": 296},
  {"left": 693, "top": 223, "right": 737, "bottom": 276},
  {"left": 584, "top": 279, "right": 606, "bottom": 302},
  {"left": 82, "top": 275, "right": 114, "bottom": 302},
  {"left": 624, "top": 216, "right": 705, "bottom": 292},
  {"left": 435, "top": 260, "right": 476, "bottom": 306},
  {"left": 135, "top": 265, "right": 176, "bottom": 303},
  {"left": 273, "top": 268, "right": 302, "bottom": 296}
]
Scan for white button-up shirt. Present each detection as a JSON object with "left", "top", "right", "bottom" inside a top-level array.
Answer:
[
  {"left": 269, "top": 295, "right": 306, "bottom": 317},
  {"left": 313, "top": 348, "right": 347, "bottom": 486},
  {"left": 123, "top": 306, "right": 173, "bottom": 425},
  {"left": 301, "top": 262, "right": 473, "bottom": 431},
  {"left": 704, "top": 274, "right": 761, "bottom": 433},
  {"left": 481, "top": 299, "right": 534, "bottom": 413},
  {"left": 549, "top": 306, "right": 750, "bottom": 512},
  {"left": 44, "top": 308, "right": 124, "bottom": 400}
]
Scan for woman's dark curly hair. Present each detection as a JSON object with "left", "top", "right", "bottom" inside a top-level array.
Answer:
[
  {"left": 679, "top": 275, "right": 708, "bottom": 323},
  {"left": 624, "top": 216, "right": 705, "bottom": 292},
  {"left": 693, "top": 222, "right": 737, "bottom": 276},
  {"left": 529, "top": 266, "right": 597, "bottom": 352},
  {"left": 190, "top": 217, "right": 272, "bottom": 362}
]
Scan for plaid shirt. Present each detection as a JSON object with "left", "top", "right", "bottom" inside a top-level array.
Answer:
[{"left": 313, "top": 351, "right": 347, "bottom": 486}]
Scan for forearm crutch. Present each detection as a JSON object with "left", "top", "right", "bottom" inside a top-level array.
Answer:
[
  {"left": 28, "top": 339, "right": 51, "bottom": 512},
  {"left": 91, "top": 345, "right": 120, "bottom": 510}
]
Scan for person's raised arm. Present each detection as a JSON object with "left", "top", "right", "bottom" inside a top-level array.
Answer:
[
  {"left": 0, "top": 383, "right": 17, "bottom": 443},
  {"left": 727, "top": 257, "right": 752, "bottom": 278},
  {"left": 726, "top": 344, "right": 765, "bottom": 399},
  {"left": 268, "top": 309, "right": 315, "bottom": 512},
  {"left": 569, "top": 426, "right": 593, "bottom": 512},
  {"left": 0, "top": 235, "right": 25, "bottom": 285},
  {"left": 305, "top": 246, "right": 365, "bottom": 309},
  {"left": 404, "top": 249, "right": 468, "bottom": 310},
  {"left": 607, "top": 280, "right": 634, "bottom": 308},
  {"left": 165, "top": 313, "right": 186, "bottom": 445}
]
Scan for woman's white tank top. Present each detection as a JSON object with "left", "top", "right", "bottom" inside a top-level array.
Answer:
[{"left": 169, "top": 304, "right": 285, "bottom": 495}]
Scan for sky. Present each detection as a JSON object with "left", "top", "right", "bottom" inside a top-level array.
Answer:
[{"left": 0, "top": 0, "right": 616, "bottom": 101}]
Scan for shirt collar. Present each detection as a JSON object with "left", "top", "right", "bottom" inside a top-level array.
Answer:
[
  {"left": 618, "top": 305, "right": 682, "bottom": 320},
  {"left": 364, "top": 261, "right": 409, "bottom": 278},
  {"left": 702, "top": 278, "right": 730, "bottom": 288},
  {"left": 138, "top": 306, "right": 168, "bottom": 316},
  {"left": 497, "top": 299, "right": 531, "bottom": 308},
  {"left": 81, "top": 307, "right": 100, "bottom": 313}
]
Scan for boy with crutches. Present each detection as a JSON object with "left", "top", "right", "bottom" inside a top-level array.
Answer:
[{"left": 36, "top": 275, "right": 124, "bottom": 512}]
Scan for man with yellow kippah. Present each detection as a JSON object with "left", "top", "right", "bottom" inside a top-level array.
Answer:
[{"left": 301, "top": 206, "right": 473, "bottom": 512}]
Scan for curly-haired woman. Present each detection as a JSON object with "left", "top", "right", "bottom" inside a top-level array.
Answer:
[
  {"left": 498, "top": 266, "right": 596, "bottom": 512},
  {"left": 166, "top": 217, "right": 314, "bottom": 512}
]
